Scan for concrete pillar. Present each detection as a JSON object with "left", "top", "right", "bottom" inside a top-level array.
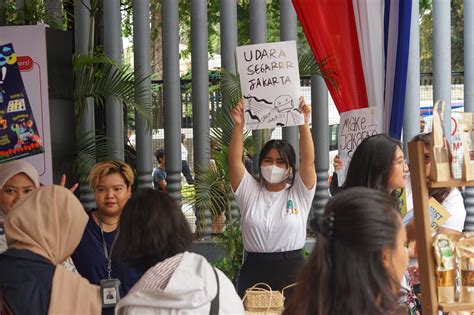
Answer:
[
  {"left": 220, "top": 0, "right": 237, "bottom": 74},
  {"left": 403, "top": 0, "right": 420, "bottom": 154},
  {"left": 162, "top": 0, "right": 182, "bottom": 202},
  {"left": 433, "top": 0, "right": 452, "bottom": 140},
  {"left": 249, "top": 0, "right": 266, "bottom": 173},
  {"left": 15, "top": 0, "right": 24, "bottom": 22},
  {"left": 191, "top": 0, "right": 211, "bottom": 236},
  {"left": 311, "top": 75, "right": 329, "bottom": 223},
  {"left": 74, "top": 0, "right": 95, "bottom": 211},
  {"left": 133, "top": 0, "right": 153, "bottom": 189},
  {"left": 220, "top": 0, "right": 240, "bottom": 225},
  {"left": 44, "top": 0, "right": 62, "bottom": 29},
  {"left": 280, "top": 0, "right": 299, "bottom": 167},
  {"left": 464, "top": 0, "right": 474, "bottom": 231},
  {"left": 103, "top": 0, "right": 124, "bottom": 160}
]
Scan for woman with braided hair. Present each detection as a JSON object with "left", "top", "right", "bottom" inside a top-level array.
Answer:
[{"left": 284, "top": 187, "right": 408, "bottom": 315}]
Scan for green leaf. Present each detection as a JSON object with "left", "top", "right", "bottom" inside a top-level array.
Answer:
[
  {"left": 73, "top": 53, "right": 153, "bottom": 132},
  {"left": 298, "top": 52, "right": 337, "bottom": 89},
  {"left": 73, "top": 131, "right": 119, "bottom": 183}
]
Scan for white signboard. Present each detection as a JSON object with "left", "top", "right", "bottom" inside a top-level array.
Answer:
[
  {"left": 236, "top": 40, "right": 303, "bottom": 130},
  {"left": 0, "top": 24, "right": 53, "bottom": 184},
  {"left": 337, "top": 107, "right": 381, "bottom": 185}
]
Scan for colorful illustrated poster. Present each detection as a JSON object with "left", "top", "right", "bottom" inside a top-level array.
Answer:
[
  {"left": 236, "top": 40, "right": 303, "bottom": 130},
  {"left": 0, "top": 24, "right": 52, "bottom": 184},
  {"left": 0, "top": 43, "right": 43, "bottom": 162},
  {"left": 337, "top": 107, "right": 381, "bottom": 186}
]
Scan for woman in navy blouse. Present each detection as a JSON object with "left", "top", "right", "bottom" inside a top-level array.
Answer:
[{"left": 72, "top": 161, "right": 141, "bottom": 314}]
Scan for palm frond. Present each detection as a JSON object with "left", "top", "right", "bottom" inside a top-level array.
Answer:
[
  {"left": 210, "top": 105, "right": 235, "bottom": 149},
  {"left": 73, "top": 53, "right": 153, "bottom": 132},
  {"left": 73, "top": 53, "right": 117, "bottom": 71},
  {"left": 214, "top": 69, "right": 256, "bottom": 151},
  {"left": 73, "top": 131, "right": 119, "bottom": 183},
  {"left": 192, "top": 162, "right": 229, "bottom": 217},
  {"left": 220, "top": 68, "right": 241, "bottom": 108},
  {"left": 298, "top": 52, "right": 337, "bottom": 89}
]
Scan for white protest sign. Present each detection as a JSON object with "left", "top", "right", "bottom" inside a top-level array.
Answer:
[
  {"left": 337, "top": 107, "right": 381, "bottom": 186},
  {"left": 236, "top": 40, "right": 303, "bottom": 130}
]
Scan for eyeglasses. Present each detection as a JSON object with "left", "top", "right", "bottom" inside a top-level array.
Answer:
[{"left": 393, "top": 159, "right": 408, "bottom": 167}]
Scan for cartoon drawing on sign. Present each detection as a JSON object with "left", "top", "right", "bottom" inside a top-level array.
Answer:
[
  {"left": 243, "top": 94, "right": 305, "bottom": 128},
  {"left": 243, "top": 94, "right": 274, "bottom": 129},
  {"left": 273, "top": 95, "right": 304, "bottom": 127}
]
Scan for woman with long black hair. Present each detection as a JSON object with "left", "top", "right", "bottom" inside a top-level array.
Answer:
[
  {"left": 228, "top": 97, "right": 316, "bottom": 297},
  {"left": 284, "top": 187, "right": 408, "bottom": 315}
]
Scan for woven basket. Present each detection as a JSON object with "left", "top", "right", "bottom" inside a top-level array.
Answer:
[{"left": 242, "top": 282, "right": 297, "bottom": 315}]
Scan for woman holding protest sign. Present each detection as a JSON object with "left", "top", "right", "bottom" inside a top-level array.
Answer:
[{"left": 228, "top": 97, "right": 316, "bottom": 298}]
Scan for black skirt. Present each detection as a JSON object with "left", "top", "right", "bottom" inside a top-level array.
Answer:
[{"left": 236, "top": 249, "right": 304, "bottom": 298}]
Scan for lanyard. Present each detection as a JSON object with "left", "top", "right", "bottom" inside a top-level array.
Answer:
[{"left": 97, "top": 211, "right": 120, "bottom": 280}]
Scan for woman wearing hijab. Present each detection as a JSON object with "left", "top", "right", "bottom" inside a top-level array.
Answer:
[
  {"left": 0, "top": 185, "right": 101, "bottom": 314},
  {"left": 0, "top": 159, "right": 40, "bottom": 254}
]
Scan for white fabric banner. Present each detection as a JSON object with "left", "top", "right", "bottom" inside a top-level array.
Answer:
[{"left": 352, "top": 0, "right": 385, "bottom": 119}]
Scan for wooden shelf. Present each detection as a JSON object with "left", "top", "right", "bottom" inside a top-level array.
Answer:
[
  {"left": 439, "top": 302, "right": 474, "bottom": 312},
  {"left": 429, "top": 179, "right": 474, "bottom": 188},
  {"left": 408, "top": 141, "right": 474, "bottom": 315}
]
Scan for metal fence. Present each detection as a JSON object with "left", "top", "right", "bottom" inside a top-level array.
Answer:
[{"left": 150, "top": 72, "right": 465, "bottom": 233}]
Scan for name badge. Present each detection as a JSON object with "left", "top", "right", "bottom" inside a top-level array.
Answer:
[{"left": 100, "top": 278, "right": 121, "bottom": 308}]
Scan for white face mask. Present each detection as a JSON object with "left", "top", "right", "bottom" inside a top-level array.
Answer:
[{"left": 261, "top": 165, "right": 290, "bottom": 184}]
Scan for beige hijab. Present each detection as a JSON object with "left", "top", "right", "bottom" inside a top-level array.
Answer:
[
  {"left": 5, "top": 185, "right": 101, "bottom": 314},
  {"left": 0, "top": 159, "right": 40, "bottom": 189}
]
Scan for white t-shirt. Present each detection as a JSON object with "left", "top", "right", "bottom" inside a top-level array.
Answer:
[
  {"left": 233, "top": 170, "right": 316, "bottom": 253},
  {"left": 181, "top": 143, "right": 188, "bottom": 161},
  {"left": 405, "top": 174, "right": 466, "bottom": 232}
]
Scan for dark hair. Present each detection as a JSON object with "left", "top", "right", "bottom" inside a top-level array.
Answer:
[
  {"left": 258, "top": 139, "right": 296, "bottom": 187},
  {"left": 343, "top": 134, "right": 402, "bottom": 196},
  {"left": 410, "top": 133, "right": 452, "bottom": 203},
  {"left": 155, "top": 149, "right": 165, "bottom": 164},
  {"left": 285, "top": 188, "right": 403, "bottom": 315},
  {"left": 116, "top": 188, "right": 192, "bottom": 273}
]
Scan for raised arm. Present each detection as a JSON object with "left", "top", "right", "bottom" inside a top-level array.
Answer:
[
  {"left": 228, "top": 100, "right": 246, "bottom": 191},
  {"left": 298, "top": 97, "right": 316, "bottom": 189}
]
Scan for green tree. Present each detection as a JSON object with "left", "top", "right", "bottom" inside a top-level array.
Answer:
[{"left": 420, "top": 0, "right": 464, "bottom": 73}]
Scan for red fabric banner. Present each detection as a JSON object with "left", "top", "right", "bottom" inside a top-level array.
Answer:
[{"left": 293, "top": 0, "right": 368, "bottom": 113}]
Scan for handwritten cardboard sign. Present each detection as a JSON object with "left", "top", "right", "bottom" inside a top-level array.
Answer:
[
  {"left": 236, "top": 40, "right": 303, "bottom": 130},
  {"left": 0, "top": 43, "right": 43, "bottom": 162},
  {"left": 402, "top": 197, "right": 451, "bottom": 232},
  {"left": 337, "top": 107, "right": 381, "bottom": 185}
]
